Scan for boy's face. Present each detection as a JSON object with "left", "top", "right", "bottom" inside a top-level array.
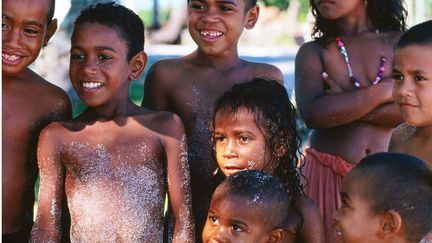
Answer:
[
  {"left": 332, "top": 178, "right": 382, "bottom": 243},
  {"left": 202, "top": 186, "right": 274, "bottom": 243},
  {"left": 2, "top": 0, "right": 56, "bottom": 76},
  {"left": 187, "top": 0, "right": 258, "bottom": 56},
  {"left": 392, "top": 44, "right": 432, "bottom": 127},
  {"left": 70, "top": 22, "right": 132, "bottom": 107},
  {"left": 214, "top": 107, "right": 273, "bottom": 177}
]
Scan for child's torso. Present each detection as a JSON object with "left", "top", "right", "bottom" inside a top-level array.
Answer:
[
  {"left": 60, "top": 120, "right": 166, "bottom": 242},
  {"left": 310, "top": 32, "right": 400, "bottom": 163}
]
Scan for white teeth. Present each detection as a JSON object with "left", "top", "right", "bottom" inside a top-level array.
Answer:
[
  {"left": 200, "top": 31, "right": 222, "bottom": 37},
  {"left": 336, "top": 231, "right": 343, "bottom": 236},
  {"left": 2, "top": 53, "right": 19, "bottom": 61},
  {"left": 82, "top": 82, "right": 103, "bottom": 89}
]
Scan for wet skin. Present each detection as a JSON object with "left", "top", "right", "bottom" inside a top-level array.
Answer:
[
  {"left": 31, "top": 22, "right": 194, "bottom": 242},
  {"left": 295, "top": 0, "right": 403, "bottom": 164},
  {"left": 389, "top": 44, "right": 432, "bottom": 163},
  {"left": 2, "top": 0, "right": 71, "bottom": 235},
  {"left": 142, "top": 0, "right": 284, "bottom": 239}
]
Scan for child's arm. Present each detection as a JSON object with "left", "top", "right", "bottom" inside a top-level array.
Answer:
[
  {"left": 163, "top": 114, "right": 195, "bottom": 243},
  {"left": 295, "top": 42, "right": 393, "bottom": 128},
  {"left": 30, "top": 124, "right": 65, "bottom": 242},
  {"left": 360, "top": 102, "right": 403, "bottom": 128}
]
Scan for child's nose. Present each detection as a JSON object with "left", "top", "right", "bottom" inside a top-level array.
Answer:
[
  {"left": 397, "top": 80, "right": 414, "bottom": 97},
  {"left": 200, "top": 8, "right": 220, "bottom": 24},
  {"left": 211, "top": 227, "right": 229, "bottom": 243},
  {"left": 3, "top": 27, "right": 22, "bottom": 48},
  {"left": 222, "top": 140, "right": 237, "bottom": 158},
  {"left": 82, "top": 57, "right": 99, "bottom": 74}
]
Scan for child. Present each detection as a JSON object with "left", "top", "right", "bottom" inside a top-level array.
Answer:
[
  {"left": 333, "top": 152, "right": 432, "bottom": 243},
  {"left": 389, "top": 20, "right": 432, "bottom": 163},
  {"left": 2, "top": 0, "right": 72, "bottom": 241},
  {"left": 212, "top": 78, "right": 325, "bottom": 243},
  {"left": 203, "top": 170, "right": 291, "bottom": 243},
  {"left": 141, "top": 0, "right": 284, "bottom": 238},
  {"left": 294, "top": 0, "right": 407, "bottom": 241},
  {"left": 30, "top": 3, "right": 194, "bottom": 242}
]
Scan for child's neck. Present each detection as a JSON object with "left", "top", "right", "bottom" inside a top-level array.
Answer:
[
  {"left": 414, "top": 125, "right": 432, "bottom": 141},
  {"left": 334, "top": 12, "right": 374, "bottom": 37},
  {"left": 194, "top": 48, "right": 242, "bottom": 69},
  {"left": 81, "top": 99, "right": 141, "bottom": 121}
]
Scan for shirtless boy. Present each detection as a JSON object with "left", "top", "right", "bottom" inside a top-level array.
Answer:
[
  {"left": 2, "top": 0, "right": 72, "bottom": 242},
  {"left": 30, "top": 3, "right": 194, "bottom": 242},
  {"left": 141, "top": 0, "right": 283, "bottom": 238},
  {"left": 389, "top": 21, "right": 432, "bottom": 164}
]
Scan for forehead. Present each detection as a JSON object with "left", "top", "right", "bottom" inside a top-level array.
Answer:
[
  {"left": 2, "top": 0, "right": 50, "bottom": 24},
  {"left": 72, "top": 22, "right": 127, "bottom": 48},
  {"left": 215, "top": 107, "right": 257, "bottom": 125},
  {"left": 395, "top": 44, "right": 432, "bottom": 70},
  {"left": 212, "top": 188, "right": 266, "bottom": 222}
]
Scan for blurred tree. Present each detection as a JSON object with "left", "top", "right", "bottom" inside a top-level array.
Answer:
[{"left": 261, "top": 0, "right": 290, "bottom": 10}]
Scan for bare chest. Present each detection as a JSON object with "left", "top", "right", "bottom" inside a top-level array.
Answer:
[{"left": 322, "top": 37, "right": 395, "bottom": 89}]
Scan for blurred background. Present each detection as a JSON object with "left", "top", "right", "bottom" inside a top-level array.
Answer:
[{"left": 31, "top": 0, "right": 432, "bottom": 118}]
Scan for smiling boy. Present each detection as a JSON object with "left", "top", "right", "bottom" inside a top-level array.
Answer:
[
  {"left": 30, "top": 3, "right": 194, "bottom": 242},
  {"left": 2, "top": 0, "right": 72, "bottom": 241},
  {"left": 141, "top": 0, "right": 283, "bottom": 237}
]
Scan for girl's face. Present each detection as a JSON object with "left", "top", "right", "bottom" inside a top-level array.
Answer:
[
  {"left": 332, "top": 178, "right": 382, "bottom": 243},
  {"left": 314, "top": 0, "right": 365, "bottom": 20},
  {"left": 392, "top": 44, "right": 432, "bottom": 127},
  {"left": 214, "top": 107, "right": 273, "bottom": 177}
]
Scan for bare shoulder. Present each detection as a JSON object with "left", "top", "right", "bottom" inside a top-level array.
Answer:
[
  {"left": 136, "top": 110, "right": 185, "bottom": 139},
  {"left": 389, "top": 123, "right": 416, "bottom": 151},
  {"left": 296, "top": 41, "right": 323, "bottom": 62},
  {"left": 247, "top": 61, "right": 284, "bottom": 82},
  {"left": 293, "top": 194, "right": 320, "bottom": 215},
  {"left": 27, "top": 69, "right": 70, "bottom": 102},
  {"left": 146, "top": 58, "right": 189, "bottom": 82},
  {"left": 39, "top": 121, "right": 70, "bottom": 143}
]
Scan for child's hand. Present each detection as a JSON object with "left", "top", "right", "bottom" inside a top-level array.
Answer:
[{"left": 322, "top": 72, "right": 344, "bottom": 94}]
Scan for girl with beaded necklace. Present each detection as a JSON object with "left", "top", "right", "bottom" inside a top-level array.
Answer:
[{"left": 294, "top": 0, "right": 407, "bottom": 242}]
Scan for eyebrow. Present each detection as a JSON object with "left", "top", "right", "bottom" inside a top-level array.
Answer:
[
  {"left": 3, "top": 14, "right": 44, "bottom": 28},
  {"left": 71, "top": 45, "right": 118, "bottom": 53},
  {"left": 218, "top": 0, "right": 237, "bottom": 5}
]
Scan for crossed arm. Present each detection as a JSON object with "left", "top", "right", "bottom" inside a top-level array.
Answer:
[{"left": 295, "top": 42, "right": 402, "bottom": 129}]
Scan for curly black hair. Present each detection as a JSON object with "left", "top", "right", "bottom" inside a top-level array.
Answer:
[
  {"left": 212, "top": 78, "right": 304, "bottom": 197},
  {"left": 310, "top": 0, "right": 407, "bottom": 40}
]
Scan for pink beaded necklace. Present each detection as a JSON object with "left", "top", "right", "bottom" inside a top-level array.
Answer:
[{"left": 335, "top": 37, "right": 386, "bottom": 88}]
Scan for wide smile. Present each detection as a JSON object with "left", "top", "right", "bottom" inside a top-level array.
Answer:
[
  {"left": 199, "top": 30, "right": 223, "bottom": 42},
  {"left": 80, "top": 81, "right": 104, "bottom": 91},
  {"left": 2, "top": 52, "right": 23, "bottom": 66}
]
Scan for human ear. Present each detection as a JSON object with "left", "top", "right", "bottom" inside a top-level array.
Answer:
[
  {"left": 267, "top": 228, "right": 284, "bottom": 243},
  {"left": 245, "top": 5, "right": 259, "bottom": 29},
  {"left": 379, "top": 210, "right": 403, "bottom": 239},
  {"left": 43, "top": 18, "right": 57, "bottom": 47},
  {"left": 129, "top": 52, "right": 147, "bottom": 81}
]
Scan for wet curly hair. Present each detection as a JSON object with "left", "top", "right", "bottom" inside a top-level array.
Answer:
[{"left": 212, "top": 78, "right": 304, "bottom": 197}]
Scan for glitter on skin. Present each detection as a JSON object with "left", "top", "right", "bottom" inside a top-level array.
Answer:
[{"left": 65, "top": 141, "right": 166, "bottom": 242}]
